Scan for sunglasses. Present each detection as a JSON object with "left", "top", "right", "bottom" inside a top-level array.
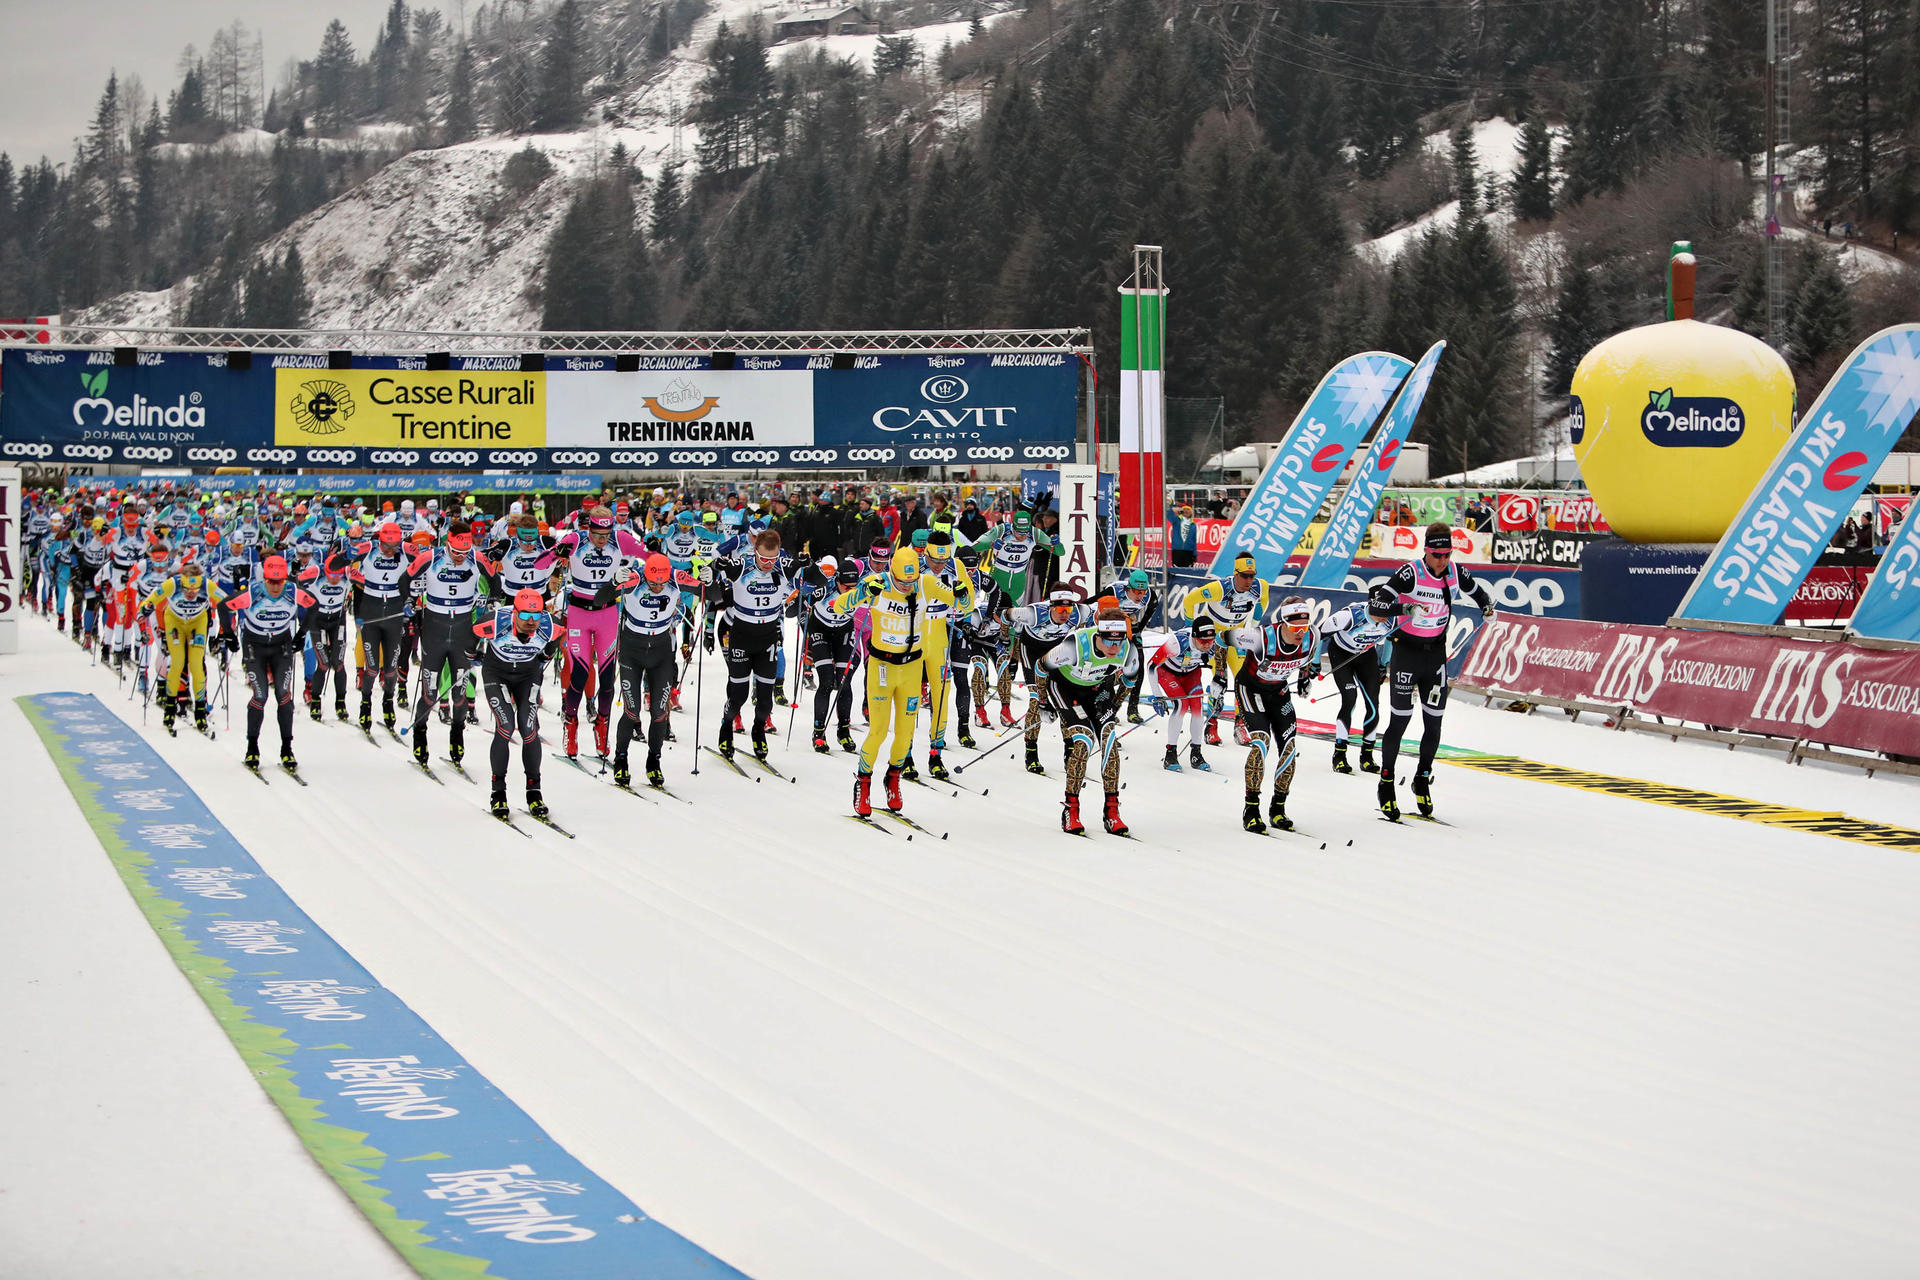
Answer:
[{"left": 515, "top": 610, "right": 545, "bottom": 624}]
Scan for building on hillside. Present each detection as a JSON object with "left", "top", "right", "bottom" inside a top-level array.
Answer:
[{"left": 771, "top": 5, "right": 876, "bottom": 39}]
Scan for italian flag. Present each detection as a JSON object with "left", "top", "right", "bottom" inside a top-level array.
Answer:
[{"left": 1117, "top": 286, "right": 1165, "bottom": 533}]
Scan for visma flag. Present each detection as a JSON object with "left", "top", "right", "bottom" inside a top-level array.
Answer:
[
  {"left": 1677, "top": 324, "right": 1920, "bottom": 625},
  {"left": 1297, "top": 341, "right": 1444, "bottom": 589},
  {"left": 1208, "top": 351, "right": 1412, "bottom": 580},
  {"left": 1850, "top": 504, "right": 1920, "bottom": 641}
]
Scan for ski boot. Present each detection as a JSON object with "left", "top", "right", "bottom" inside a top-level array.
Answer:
[
  {"left": 194, "top": 703, "right": 210, "bottom": 734},
  {"left": 448, "top": 740, "right": 464, "bottom": 766},
  {"left": 802, "top": 669, "right": 814, "bottom": 690},
  {"left": 1332, "top": 742, "right": 1352, "bottom": 774},
  {"left": 359, "top": 700, "right": 373, "bottom": 731},
  {"left": 752, "top": 734, "right": 769, "bottom": 762},
  {"left": 837, "top": 724, "right": 855, "bottom": 753},
  {"left": 1024, "top": 740, "right": 1045, "bottom": 775},
  {"left": 761, "top": 713, "right": 776, "bottom": 736},
  {"left": 1358, "top": 741, "right": 1378, "bottom": 774},
  {"left": 490, "top": 785, "right": 510, "bottom": 820},
  {"left": 1378, "top": 776, "right": 1400, "bottom": 821},
  {"left": 716, "top": 726, "right": 735, "bottom": 762},
  {"left": 1242, "top": 791, "right": 1267, "bottom": 833},
  {"left": 1268, "top": 790, "right": 1293, "bottom": 831},
  {"left": 645, "top": 755, "right": 665, "bottom": 789},
  {"left": 163, "top": 701, "right": 178, "bottom": 734},
  {"left": 813, "top": 724, "right": 830, "bottom": 754},
  {"left": 882, "top": 764, "right": 905, "bottom": 812},
  {"left": 1233, "top": 719, "right": 1251, "bottom": 747},
  {"left": 853, "top": 771, "right": 874, "bottom": 817},
  {"left": 901, "top": 754, "right": 919, "bottom": 783},
  {"left": 1412, "top": 769, "right": 1433, "bottom": 818},
  {"left": 975, "top": 707, "right": 991, "bottom": 730},
  {"left": 1164, "top": 744, "right": 1182, "bottom": 771},
  {"left": 281, "top": 747, "right": 298, "bottom": 774},
  {"left": 999, "top": 706, "right": 1017, "bottom": 728},
  {"left": 957, "top": 725, "right": 976, "bottom": 749},
  {"left": 1061, "top": 794, "right": 1085, "bottom": 834},
  {"left": 1102, "top": 793, "right": 1128, "bottom": 836},
  {"left": 1205, "top": 716, "right": 1222, "bottom": 746},
  {"left": 244, "top": 744, "right": 261, "bottom": 772},
  {"left": 1127, "top": 700, "right": 1145, "bottom": 725},
  {"left": 527, "top": 786, "right": 549, "bottom": 821},
  {"left": 1189, "top": 745, "right": 1212, "bottom": 772},
  {"left": 671, "top": 685, "right": 683, "bottom": 711},
  {"left": 438, "top": 699, "right": 451, "bottom": 726},
  {"left": 466, "top": 702, "right": 479, "bottom": 726},
  {"left": 382, "top": 695, "right": 396, "bottom": 731},
  {"left": 335, "top": 697, "right": 349, "bottom": 722},
  {"left": 774, "top": 687, "right": 788, "bottom": 707},
  {"left": 612, "top": 755, "right": 632, "bottom": 788},
  {"left": 593, "top": 714, "right": 610, "bottom": 758},
  {"left": 308, "top": 694, "right": 323, "bottom": 722},
  {"left": 927, "top": 749, "right": 948, "bottom": 781},
  {"left": 732, "top": 712, "right": 744, "bottom": 733},
  {"left": 564, "top": 716, "right": 581, "bottom": 759},
  {"left": 413, "top": 739, "right": 430, "bottom": 767}
]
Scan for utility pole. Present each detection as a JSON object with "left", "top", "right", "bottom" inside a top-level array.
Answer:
[{"left": 1764, "top": 0, "right": 1791, "bottom": 349}]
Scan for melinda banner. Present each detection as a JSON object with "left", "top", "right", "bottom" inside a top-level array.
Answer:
[
  {"left": 0, "top": 347, "right": 1079, "bottom": 470},
  {"left": 1458, "top": 614, "right": 1920, "bottom": 757},
  {"left": 1678, "top": 324, "right": 1920, "bottom": 625},
  {"left": 1209, "top": 351, "right": 1412, "bottom": 579}
]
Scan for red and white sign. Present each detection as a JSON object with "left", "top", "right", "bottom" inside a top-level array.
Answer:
[
  {"left": 1458, "top": 614, "right": 1920, "bottom": 758},
  {"left": 1542, "top": 493, "right": 1610, "bottom": 532},
  {"left": 1877, "top": 496, "right": 1913, "bottom": 538},
  {"left": 1495, "top": 492, "right": 1540, "bottom": 531},
  {"left": 1376, "top": 523, "right": 1493, "bottom": 563}
]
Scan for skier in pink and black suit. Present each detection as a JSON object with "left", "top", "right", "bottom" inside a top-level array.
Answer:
[{"left": 534, "top": 504, "right": 648, "bottom": 760}]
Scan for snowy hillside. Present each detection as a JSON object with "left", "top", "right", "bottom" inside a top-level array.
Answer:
[{"left": 1355, "top": 117, "right": 1526, "bottom": 266}]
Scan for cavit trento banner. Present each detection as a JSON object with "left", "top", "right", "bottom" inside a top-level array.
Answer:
[
  {"left": 1850, "top": 506, "right": 1920, "bottom": 642},
  {"left": 1207, "top": 351, "right": 1413, "bottom": 580},
  {"left": 1677, "top": 324, "right": 1920, "bottom": 625},
  {"left": 0, "top": 347, "right": 1079, "bottom": 471},
  {"left": 1117, "top": 284, "right": 1165, "bottom": 533},
  {"left": 1297, "top": 340, "right": 1444, "bottom": 589}
]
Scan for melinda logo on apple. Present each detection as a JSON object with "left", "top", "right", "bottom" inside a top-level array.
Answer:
[{"left": 1639, "top": 389, "right": 1745, "bottom": 448}]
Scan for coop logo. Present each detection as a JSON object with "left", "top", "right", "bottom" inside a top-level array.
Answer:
[
  {"left": 921, "top": 374, "right": 968, "bottom": 404},
  {"left": 305, "top": 448, "right": 358, "bottom": 465},
  {"left": 247, "top": 448, "right": 296, "bottom": 464},
  {"left": 910, "top": 447, "right": 958, "bottom": 462},
  {"left": 730, "top": 449, "right": 780, "bottom": 466},
  {"left": 608, "top": 450, "right": 660, "bottom": 466},
  {"left": 1639, "top": 388, "right": 1743, "bottom": 447},
  {"left": 549, "top": 450, "right": 600, "bottom": 466},
  {"left": 668, "top": 450, "right": 718, "bottom": 465},
  {"left": 967, "top": 446, "right": 1013, "bottom": 461},
  {"left": 847, "top": 447, "right": 895, "bottom": 463},
  {"left": 488, "top": 450, "right": 538, "bottom": 467},
  {"left": 430, "top": 451, "right": 480, "bottom": 467},
  {"left": 124, "top": 446, "right": 173, "bottom": 462},
  {"left": 4, "top": 442, "right": 54, "bottom": 458},
  {"left": 369, "top": 450, "right": 421, "bottom": 466},
  {"left": 285, "top": 379, "right": 356, "bottom": 435},
  {"left": 789, "top": 448, "right": 839, "bottom": 464},
  {"left": 70, "top": 368, "right": 209, "bottom": 429},
  {"left": 186, "top": 447, "right": 238, "bottom": 463},
  {"left": 63, "top": 444, "right": 112, "bottom": 460},
  {"left": 1023, "top": 445, "right": 1071, "bottom": 460}
]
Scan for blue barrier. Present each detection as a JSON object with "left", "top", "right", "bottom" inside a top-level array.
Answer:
[{"left": 20, "top": 692, "right": 748, "bottom": 1280}]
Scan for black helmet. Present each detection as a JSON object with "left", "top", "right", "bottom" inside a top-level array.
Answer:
[
  {"left": 836, "top": 560, "right": 860, "bottom": 587},
  {"left": 956, "top": 542, "right": 981, "bottom": 566},
  {"left": 1190, "top": 615, "right": 1217, "bottom": 643},
  {"left": 1367, "top": 583, "right": 1401, "bottom": 617}
]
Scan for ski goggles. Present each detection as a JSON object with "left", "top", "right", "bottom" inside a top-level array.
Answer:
[
  {"left": 1094, "top": 617, "right": 1129, "bottom": 640},
  {"left": 1278, "top": 601, "right": 1313, "bottom": 626},
  {"left": 515, "top": 609, "right": 545, "bottom": 625},
  {"left": 514, "top": 524, "right": 540, "bottom": 543}
]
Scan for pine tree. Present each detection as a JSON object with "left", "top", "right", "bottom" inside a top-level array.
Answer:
[
  {"left": 1789, "top": 250, "right": 1853, "bottom": 365},
  {"left": 649, "top": 163, "right": 683, "bottom": 241},
  {"left": 1450, "top": 119, "right": 1479, "bottom": 215},
  {"left": 1544, "top": 264, "right": 1604, "bottom": 395},
  {"left": 1731, "top": 250, "right": 1768, "bottom": 337},
  {"left": 536, "top": 0, "right": 587, "bottom": 131},
  {"left": 87, "top": 73, "right": 123, "bottom": 174},
  {"left": 372, "top": 0, "right": 410, "bottom": 114},
  {"left": 1805, "top": 0, "right": 1902, "bottom": 218},
  {"left": 280, "top": 246, "right": 311, "bottom": 327},
  {"left": 1511, "top": 117, "right": 1554, "bottom": 221},
  {"left": 498, "top": 53, "right": 538, "bottom": 134},
  {"left": 313, "top": 19, "right": 358, "bottom": 135},
  {"left": 445, "top": 43, "right": 477, "bottom": 143}
]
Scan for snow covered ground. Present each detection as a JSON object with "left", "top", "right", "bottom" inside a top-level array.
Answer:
[
  {"left": 6, "top": 611, "right": 1920, "bottom": 1278},
  {"left": 1356, "top": 117, "right": 1529, "bottom": 265}
]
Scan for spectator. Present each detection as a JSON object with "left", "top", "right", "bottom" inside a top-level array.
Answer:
[
  {"left": 878, "top": 492, "right": 901, "bottom": 544},
  {"left": 850, "top": 498, "right": 886, "bottom": 556},
  {"left": 898, "top": 494, "right": 929, "bottom": 542},
  {"left": 1034, "top": 507, "right": 1062, "bottom": 589},
  {"left": 1169, "top": 503, "right": 1198, "bottom": 568},
  {"left": 956, "top": 497, "right": 989, "bottom": 542}
]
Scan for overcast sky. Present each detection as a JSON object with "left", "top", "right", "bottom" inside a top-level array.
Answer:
[{"left": 0, "top": 0, "right": 408, "bottom": 166}]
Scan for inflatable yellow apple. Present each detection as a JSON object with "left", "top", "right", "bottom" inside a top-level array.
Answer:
[{"left": 1570, "top": 319, "right": 1794, "bottom": 543}]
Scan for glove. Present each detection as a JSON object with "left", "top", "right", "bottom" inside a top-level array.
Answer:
[
  {"left": 1149, "top": 695, "right": 1170, "bottom": 716},
  {"left": 681, "top": 641, "right": 692, "bottom": 661},
  {"left": 1296, "top": 667, "right": 1315, "bottom": 698},
  {"left": 703, "top": 630, "right": 716, "bottom": 654},
  {"left": 1205, "top": 690, "right": 1223, "bottom": 719},
  {"left": 1482, "top": 601, "right": 1496, "bottom": 620},
  {"left": 590, "top": 581, "right": 619, "bottom": 610},
  {"left": 794, "top": 551, "right": 813, "bottom": 572}
]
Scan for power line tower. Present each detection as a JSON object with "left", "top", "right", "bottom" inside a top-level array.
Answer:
[
  {"left": 1763, "top": 0, "right": 1793, "bottom": 348},
  {"left": 1183, "top": 0, "right": 1283, "bottom": 110}
]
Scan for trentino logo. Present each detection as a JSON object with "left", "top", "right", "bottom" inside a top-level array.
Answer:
[
  {"left": 289, "top": 379, "right": 356, "bottom": 434},
  {"left": 1639, "top": 388, "right": 1744, "bottom": 447},
  {"left": 641, "top": 378, "right": 721, "bottom": 421}
]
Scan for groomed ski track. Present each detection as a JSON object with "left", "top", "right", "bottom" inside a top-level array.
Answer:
[{"left": 6, "top": 615, "right": 1920, "bottom": 1279}]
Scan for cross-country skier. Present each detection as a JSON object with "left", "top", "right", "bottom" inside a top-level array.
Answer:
[
  {"left": 610, "top": 553, "right": 684, "bottom": 789},
  {"left": 328, "top": 522, "right": 426, "bottom": 732},
  {"left": 299, "top": 554, "right": 354, "bottom": 722},
  {"left": 806, "top": 557, "right": 862, "bottom": 753},
  {"left": 1223, "top": 595, "right": 1320, "bottom": 832},
  {"left": 1035, "top": 606, "right": 1135, "bottom": 835},
  {"left": 1307, "top": 584, "right": 1401, "bottom": 774},
  {"left": 1378, "top": 523, "right": 1493, "bottom": 820},
  {"left": 537, "top": 506, "right": 648, "bottom": 761},
  {"left": 474, "top": 587, "right": 560, "bottom": 821},
  {"left": 1183, "top": 551, "right": 1270, "bottom": 746},
  {"left": 1149, "top": 614, "right": 1217, "bottom": 771},
  {"left": 971, "top": 506, "right": 1062, "bottom": 606},
  {"left": 221, "top": 554, "right": 313, "bottom": 774},
  {"left": 138, "top": 559, "right": 227, "bottom": 735},
  {"left": 948, "top": 542, "right": 1007, "bottom": 748},
  {"left": 1005, "top": 584, "right": 1096, "bottom": 774},
  {"left": 1114, "top": 567, "right": 1158, "bottom": 723}
]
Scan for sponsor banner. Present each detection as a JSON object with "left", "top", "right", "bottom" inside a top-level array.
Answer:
[
  {"left": 275, "top": 369, "right": 546, "bottom": 449},
  {"left": 547, "top": 369, "right": 814, "bottom": 449},
  {"left": 1054, "top": 463, "right": 1102, "bottom": 598},
  {"left": 0, "top": 347, "right": 270, "bottom": 466},
  {"left": 0, "top": 465, "right": 17, "bottom": 652},
  {"left": 20, "top": 693, "right": 746, "bottom": 1279},
  {"left": 1373, "top": 522, "right": 1494, "bottom": 564},
  {"left": 1019, "top": 468, "right": 1118, "bottom": 563},
  {"left": 1679, "top": 324, "right": 1920, "bottom": 624},
  {"left": 812, "top": 352, "right": 1079, "bottom": 451},
  {"left": 63, "top": 473, "right": 605, "bottom": 494},
  {"left": 1132, "top": 517, "right": 1231, "bottom": 568},
  {"left": 1211, "top": 351, "right": 1413, "bottom": 579},
  {"left": 1783, "top": 564, "right": 1871, "bottom": 623},
  {"left": 1300, "top": 341, "right": 1446, "bottom": 589},
  {"left": 1494, "top": 491, "right": 1539, "bottom": 531},
  {"left": 1490, "top": 529, "right": 1602, "bottom": 567},
  {"left": 1456, "top": 614, "right": 1920, "bottom": 757},
  {"left": 1851, "top": 504, "right": 1920, "bottom": 641}
]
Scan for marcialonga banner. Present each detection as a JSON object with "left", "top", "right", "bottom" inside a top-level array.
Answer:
[{"left": 276, "top": 369, "right": 547, "bottom": 448}]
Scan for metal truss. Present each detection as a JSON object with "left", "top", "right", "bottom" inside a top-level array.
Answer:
[{"left": 5, "top": 324, "right": 1093, "bottom": 355}]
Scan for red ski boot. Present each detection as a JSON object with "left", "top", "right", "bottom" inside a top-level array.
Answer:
[
  {"left": 1061, "top": 794, "right": 1085, "bottom": 834},
  {"left": 1102, "top": 793, "right": 1129, "bottom": 836},
  {"left": 882, "top": 764, "right": 905, "bottom": 812},
  {"left": 593, "top": 714, "right": 610, "bottom": 757},
  {"left": 853, "top": 771, "right": 873, "bottom": 817},
  {"left": 999, "top": 705, "right": 1017, "bottom": 728},
  {"left": 975, "top": 707, "right": 991, "bottom": 729},
  {"left": 564, "top": 716, "right": 581, "bottom": 758},
  {"left": 1205, "top": 716, "right": 1223, "bottom": 746},
  {"left": 671, "top": 685, "right": 683, "bottom": 711}
]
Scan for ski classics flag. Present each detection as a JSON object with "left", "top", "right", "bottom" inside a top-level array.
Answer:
[
  {"left": 1297, "top": 341, "right": 1445, "bottom": 589},
  {"left": 1118, "top": 284, "right": 1166, "bottom": 533},
  {"left": 1850, "top": 504, "right": 1920, "bottom": 641},
  {"left": 1208, "top": 351, "right": 1413, "bottom": 580},
  {"left": 1677, "top": 324, "right": 1920, "bottom": 625}
]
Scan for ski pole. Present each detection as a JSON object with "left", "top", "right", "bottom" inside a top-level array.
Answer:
[
  {"left": 690, "top": 575, "right": 707, "bottom": 775},
  {"left": 951, "top": 722, "right": 1029, "bottom": 774},
  {"left": 1115, "top": 702, "right": 1165, "bottom": 743},
  {"left": 785, "top": 599, "right": 809, "bottom": 747}
]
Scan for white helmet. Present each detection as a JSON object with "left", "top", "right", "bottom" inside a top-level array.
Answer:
[
  {"left": 400, "top": 499, "right": 415, "bottom": 515},
  {"left": 509, "top": 501, "right": 524, "bottom": 516},
  {"left": 425, "top": 498, "right": 440, "bottom": 511}
]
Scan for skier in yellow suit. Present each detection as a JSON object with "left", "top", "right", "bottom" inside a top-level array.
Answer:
[
  {"left": 1182, "top": 551, "right": 1271, "bottom": 745},
  {"left": 138, "top": 560, "right": 229, "bottom": 735},
  {"left": 901, "top": 528, "right": 967, "bottom": 783},
  {"left": 833, "top": 545, "right": 973, "bottom": 818}
]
